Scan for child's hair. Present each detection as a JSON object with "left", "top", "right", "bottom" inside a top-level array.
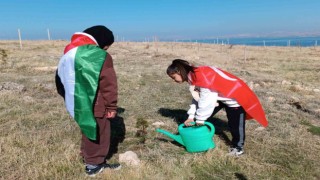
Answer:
[{"left": 166, "top": 59, "right": 195, "bottom": 81}]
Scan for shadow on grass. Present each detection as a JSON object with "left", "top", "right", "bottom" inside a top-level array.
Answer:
[
  {"left": 106, "top": 107, "right": 126, "bottom": 160},
  {"left": 157, "top": 107, "right": 232, "bottom": 146},
  {"left": 156, "top": 137, "right": 184, "bottom": 147},
  {"left": 235, "top": 173, "right": 248, "bottom": 180},
  {"left": 157, "top": 108, "right": 188, "bottom": 124}
]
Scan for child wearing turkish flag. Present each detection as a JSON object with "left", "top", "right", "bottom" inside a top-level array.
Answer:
[{"left": 166, "top": 59, "right": 268, "bottom": 156}]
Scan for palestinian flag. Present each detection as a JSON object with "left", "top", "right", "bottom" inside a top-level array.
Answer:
[{"left": 57, "top": 33, "right": 107, "bottom": 140}]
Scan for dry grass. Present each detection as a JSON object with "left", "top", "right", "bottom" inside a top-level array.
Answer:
[{"left": 0, "top": 40, "right": 320, "bottom": 179}]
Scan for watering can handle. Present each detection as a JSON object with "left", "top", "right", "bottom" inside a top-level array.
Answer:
[
  {"left": 178, "top": 122, "right": 215, "bottom": 136},
  {"left": 204, "top": 122, "right": 215, "bottom": 137}
]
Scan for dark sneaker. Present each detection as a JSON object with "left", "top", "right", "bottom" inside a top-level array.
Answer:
[
  {"left": 85, "top": 164, "right": 106, "bottom": 177},
  {"left": 227, "top": 147, "right": 244, "bottom": 157},
  {"left": 85, "top": 163, "right": 122, "bottom": 176},
  {"left": 105, "top": 163, "right": 122, "bottom": 170}
]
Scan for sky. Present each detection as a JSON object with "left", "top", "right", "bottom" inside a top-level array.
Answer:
[{"left": 0, "top": 0, "right": 320, "bottom": 41}]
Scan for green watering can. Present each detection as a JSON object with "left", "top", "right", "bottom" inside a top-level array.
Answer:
[{"left": 156, "top": 122, "right": 215, "bottom": 153}]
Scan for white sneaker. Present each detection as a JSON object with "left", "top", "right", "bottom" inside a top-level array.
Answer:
[{"left": 227, "top": 147, "right": 244, "bottom": 157}]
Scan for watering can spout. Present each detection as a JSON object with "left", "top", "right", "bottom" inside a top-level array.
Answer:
[{"left": 156, "top": 128, "right": 184, "bottom": 146}]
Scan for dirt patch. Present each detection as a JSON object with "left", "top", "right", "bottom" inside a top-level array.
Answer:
[
  {"left": 0, "top": 82, "right": 26, "bottom": 92},
  {"left": 33, "top": 66, "right": 57, "bottom": 72}
]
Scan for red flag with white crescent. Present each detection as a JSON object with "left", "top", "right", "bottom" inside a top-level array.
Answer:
[{"left": 189, "top": 66, "right": 268, "bottom": 127}]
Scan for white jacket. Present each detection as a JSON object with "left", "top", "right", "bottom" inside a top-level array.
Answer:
[{"left": 187, "top": 85, "right": 240, "bottom": 123}]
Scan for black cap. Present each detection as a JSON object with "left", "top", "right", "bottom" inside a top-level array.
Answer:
[{"left": 83, "top": 25, "right": 114, "bottom": 48}]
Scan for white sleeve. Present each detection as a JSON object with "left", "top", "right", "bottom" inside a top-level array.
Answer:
[
  {"left": 195, "top": 88, "right": 218, "bottom": 123},
  {"left": 187, "top": 99, "right": 198, "bottom": 119},
  {"left": 189, "top": 85, "right": 200, "bottom": 101}
]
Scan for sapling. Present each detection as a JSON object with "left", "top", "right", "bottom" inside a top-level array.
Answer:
[{"left": 135, "top": 117, "right": 149, "bottom": 143}]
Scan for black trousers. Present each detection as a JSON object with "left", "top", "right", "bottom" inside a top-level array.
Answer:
[{"left": 212, "top": 102, "right": 246, "bottom": 148}]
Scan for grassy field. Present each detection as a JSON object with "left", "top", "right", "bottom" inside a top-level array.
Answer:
[{"left": 0, "top": 40, "right": 319, "bottom": 179}]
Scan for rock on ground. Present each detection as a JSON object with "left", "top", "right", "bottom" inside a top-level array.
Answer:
[
  {"left": 152, "top": 121, "right": 165, "bottom": 127},
  {"left": 119, "top": 151, "right": 140, "bottom": 166}
]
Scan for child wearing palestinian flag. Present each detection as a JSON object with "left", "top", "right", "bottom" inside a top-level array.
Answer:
[
  {"left": 166, "top": 59, "right": 268, "bottom": 156},
  {"left": 55, "top": 25, "right": 121, "bottom": 176}
]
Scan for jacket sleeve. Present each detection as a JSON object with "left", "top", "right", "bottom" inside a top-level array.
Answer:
[
  {"left": 187, "top": 85, "right": 199, "bottom": 119},
  {"left": 195, "top": 88, "right": 218, "bottom": 123},
  {"left": 187, "top": 99, "right": 198, "bottom": 119},
  {"left": 99, "top": 54, "right": 118, "bottom": 112}
]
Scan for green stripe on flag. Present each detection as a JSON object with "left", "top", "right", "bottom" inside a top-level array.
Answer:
[{"left": 74, "top": 45, "right": 107, "bottom": 140}]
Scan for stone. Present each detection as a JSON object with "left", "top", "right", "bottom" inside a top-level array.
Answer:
[
  {"left": 281, "top": 80, "right": 291, "bottom": 85},
  {"left": 267, "top": 96, "right": 275, "bottom": 102},
  {"left": 23, "top": 96, "right": 34, "bottom": 103},
  {"left": 313, "top": 89, "right": 320, "bottom": 93},
  {"left": 119, "top": 151, "right": 140, "bottom": 166},
  {"left": 255, "top": 127, "right": 265, "bottom": 131},
  {"left": 152, "top": 121, "right": 165, "bottom": 127}
]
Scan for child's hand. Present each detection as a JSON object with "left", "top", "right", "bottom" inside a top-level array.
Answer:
[
  {"left": 105, "top": 110, "right": 116, "bottom": 119},
  {"left": 184, "top": 119, "right": 195, "bottom": 126}
]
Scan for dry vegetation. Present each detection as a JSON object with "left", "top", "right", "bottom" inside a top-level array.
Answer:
[{"left": 0, "top": 40, "right": 320, "bottom": 179}]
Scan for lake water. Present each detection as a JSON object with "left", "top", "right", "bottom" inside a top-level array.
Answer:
[{"left": 179, "top": 36, "right": 320, "bottom": 47}]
